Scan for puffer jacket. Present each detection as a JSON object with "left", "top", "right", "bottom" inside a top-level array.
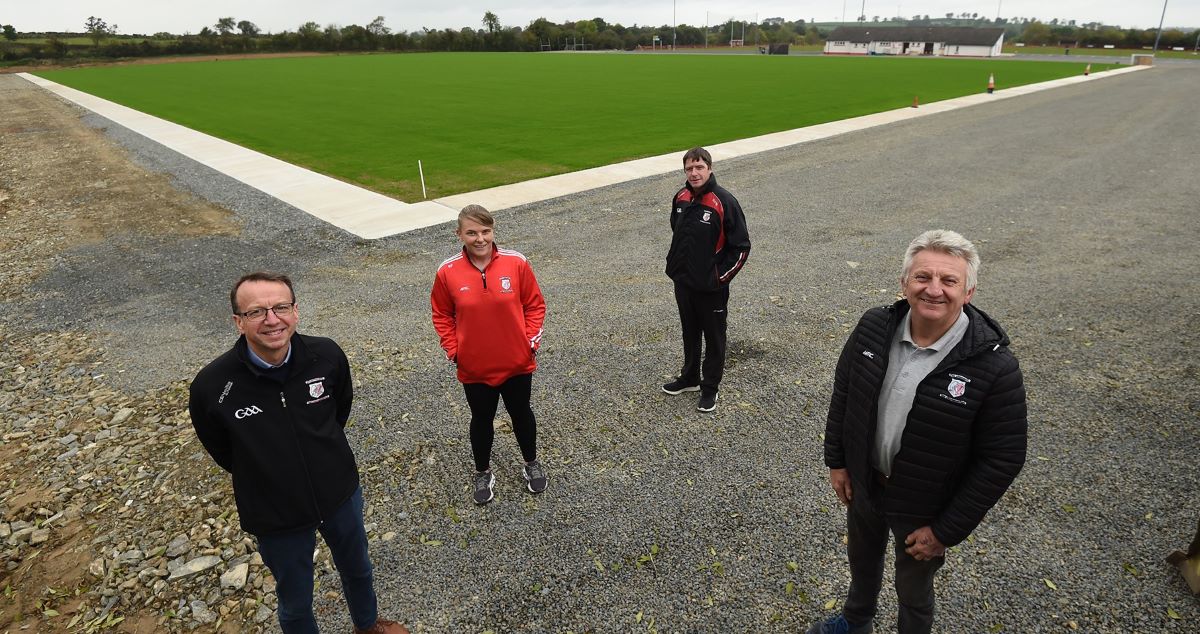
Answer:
[{"left": 824, "top": 300, "right": 1027, "bottom": 547}]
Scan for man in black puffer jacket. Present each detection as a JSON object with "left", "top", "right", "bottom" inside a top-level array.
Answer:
[{"left": 809, "top": 230, "right": 1027, "bottom": 634}]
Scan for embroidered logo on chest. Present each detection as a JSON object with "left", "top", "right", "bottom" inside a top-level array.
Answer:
[
  {"left": 499, "top": 276, "right": 513, "bottom": 293},
  {"left": 234, "top": 405, "right": 263, "bottom": 419},
  {"left": 947, "top": 373, "right": 971, "bottom": 398},
  {"left": 306, "top": 376, "right": 330, "bottom": 405},
  {"left": 701, "top": 210, "right": 712, "bottom": 223}
]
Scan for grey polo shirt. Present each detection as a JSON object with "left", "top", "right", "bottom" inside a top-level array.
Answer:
[{"left": 872, "top": 309, "right": 970, "bottom": 476}]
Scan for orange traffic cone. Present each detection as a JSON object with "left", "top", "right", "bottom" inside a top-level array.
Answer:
[
  {"left": 987, "top": 73, "right": 995, "bottom": 94},
  {"left": 912, "top": 95, "right": 919, "bottom": 108},
  {"left": 1084, "top": 63, "right": 1091, "bottom": 76}
]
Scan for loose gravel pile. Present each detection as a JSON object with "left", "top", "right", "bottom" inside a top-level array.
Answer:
[{"left": 2, "top": 63, "right": 1198, "bottom": 633}]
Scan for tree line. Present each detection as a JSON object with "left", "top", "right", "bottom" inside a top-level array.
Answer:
[
  {"left": 1, "top": 13, "right": 1195, "bottom": 63},
  {"left": 1, "top": 13, "right": 818, "bottom": 62},
  {"left": 1013, "top": 20, "right": 1194, "bottom": 49}
]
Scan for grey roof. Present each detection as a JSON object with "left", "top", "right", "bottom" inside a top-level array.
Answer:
[{"left": 827, "top": 26, "right": 1005, "bottom": 46}]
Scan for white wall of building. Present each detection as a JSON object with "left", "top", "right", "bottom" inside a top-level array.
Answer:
[
  {"left": 824, "top": 33, "right": 1001, "bottom": 57},
  {"left": 943, "top": 44, "right": 996, "bottom": 57},
  {"left": 823, "top": 40, "right": 869, "bottom": 54}
]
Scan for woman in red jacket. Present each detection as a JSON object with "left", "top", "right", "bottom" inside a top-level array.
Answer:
[{"left": 431, "top": 205, "right": 547, "bottom": 505}]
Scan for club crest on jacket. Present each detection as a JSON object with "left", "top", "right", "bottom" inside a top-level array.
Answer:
[{"left": 947, "top": 374, "right": 970, "bottom": 398}]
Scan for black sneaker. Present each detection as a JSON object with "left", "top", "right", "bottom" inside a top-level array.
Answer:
[
  {"left": 662, "top": 378, "right": 701, "bottom": 395},
  {"left": 472, "top": 470, "right": 495, "bottom": 505},
  {"left": 523, "top": 460, "right": 548, "bottom": 494},
  {"left": 806, "top": 614, "right": 873, "bottom": 634},
  {"left": 697, "top": 390, "right": 718, "bottom": 412}
]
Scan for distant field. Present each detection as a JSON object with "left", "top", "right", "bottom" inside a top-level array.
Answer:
[
  {"left": 36, "top": 53, "right": 1116, "bottom": 201},
  {"left": 664, "top": 44, "right": 826, "bottom": 54},
  {"left": 15, "top": 37, "right": 94, "bottom": 45},
  {"left": 1007, "top": 44, "right": 1198, "bottom": 59}
]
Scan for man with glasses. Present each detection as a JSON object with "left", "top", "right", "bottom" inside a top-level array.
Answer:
[{"left": 188, "top": 272, "right": 407, "bottom": 634}]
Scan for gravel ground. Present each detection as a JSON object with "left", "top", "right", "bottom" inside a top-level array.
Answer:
[{"left": 2, "top": 62, "right": 1198, "bottom": 633}]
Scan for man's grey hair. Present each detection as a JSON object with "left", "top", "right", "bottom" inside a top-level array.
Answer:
[{"left": 901, "top": 230, "right": 980, "bottom": 290}]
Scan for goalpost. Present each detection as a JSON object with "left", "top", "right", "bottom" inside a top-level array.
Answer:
[{"left": 705, "top": 12, "right": 759, "bottom": 48}]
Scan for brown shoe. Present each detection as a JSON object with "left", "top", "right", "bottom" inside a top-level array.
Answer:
[{"left": 354, "top": 618, "right": 410, "bottom": 634}]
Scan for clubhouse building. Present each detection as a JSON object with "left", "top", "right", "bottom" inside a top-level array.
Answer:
[{"left": 823, "top": 26, "right": 1006, "bottom": 57}]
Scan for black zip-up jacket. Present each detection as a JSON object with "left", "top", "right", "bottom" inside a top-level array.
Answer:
[
  {"left": 824, "top": 300, "right": 1027, "bottom": 547},
  {"left": 188, "top": 333, "right": 358, "bottom": 536},
  {"left": 666, "top": 174, "right": 751, "bottom": 292}
]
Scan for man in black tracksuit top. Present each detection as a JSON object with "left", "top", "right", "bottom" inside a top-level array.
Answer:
[
  {"left": 189, "top": 272, "right": 406, "bottom": 634},
  {"left": 808, "top": 231, "right": 1027, "bottom": 634},
  {"left": 662, "top": 147, "right": 751, "bottom": 412}
]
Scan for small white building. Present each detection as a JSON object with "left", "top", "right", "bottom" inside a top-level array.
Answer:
[{"left": 824, "top": 26, "right": 1005, "bottom": 57}]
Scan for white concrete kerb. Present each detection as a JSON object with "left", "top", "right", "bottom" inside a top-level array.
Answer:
[{"left": 18, "top": 65, "right": 1147, "bottom": 239}]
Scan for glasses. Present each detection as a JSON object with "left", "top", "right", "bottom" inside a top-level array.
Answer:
[{"left": 236, "top": 302, "right": 296, "bottom": 321}]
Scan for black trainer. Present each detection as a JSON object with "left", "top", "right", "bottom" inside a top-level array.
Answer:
[
  {"left": 473, "top": 470, "right": 495, "bottom": 505},
  {"left": 523, "top": 460, "right": 548, "bottom": 494},
  {"left": 697, "top": 389, "right": 718, "bottom": 412},
  {"left": 662, "top": 378, "right": 701, "bottom": 395}
]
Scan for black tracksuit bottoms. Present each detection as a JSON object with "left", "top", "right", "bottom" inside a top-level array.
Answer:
[
  {"left": 462, "top": 373, "right": 537, "bottom": 473},
  {"left": 673, "top": 281, "right": 729, "bottom": 392}
]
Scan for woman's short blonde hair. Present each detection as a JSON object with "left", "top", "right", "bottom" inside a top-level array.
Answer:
[{"left": 457, "top": 204, "right": 494, "bottom": 231}]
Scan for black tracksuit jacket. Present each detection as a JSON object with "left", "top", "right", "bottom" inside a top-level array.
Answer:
[
  {"left": 824, "top": 300, "right": 1028, "bottom": 547},
  {"left": 188, "top": 333, "right": 358, "bottom": 536},
  {"left": 666, "top": 174, "right": 751, "bottom": 292}
]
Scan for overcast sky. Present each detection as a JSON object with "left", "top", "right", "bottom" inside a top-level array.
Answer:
[{"left": 7, "top": 1, "right": 1197, "bottom": 35}]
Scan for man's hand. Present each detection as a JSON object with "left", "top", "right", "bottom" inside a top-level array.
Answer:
[
  {"left": 904, "top": 526, "right": 946, "bottom": 561},
  {"left": 829, "top": 468, "right": 852, "bottom": 506}
]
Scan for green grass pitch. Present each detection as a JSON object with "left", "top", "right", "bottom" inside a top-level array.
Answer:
[{"left": 36, "top": 53, "right": 1117, "bottom": 201}]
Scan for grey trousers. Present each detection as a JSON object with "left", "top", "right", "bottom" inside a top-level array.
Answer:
[{"left": 843, "top": 480, "right": 946, "bottom": 634}]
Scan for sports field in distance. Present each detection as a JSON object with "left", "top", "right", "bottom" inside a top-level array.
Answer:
[{"left": 36, "top": 53, "right": 1117, "bottom": 201}]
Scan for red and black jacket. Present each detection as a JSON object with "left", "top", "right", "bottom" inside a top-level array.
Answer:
[{"left": 665, "top": 174, "right": 751, "bottom": 291}]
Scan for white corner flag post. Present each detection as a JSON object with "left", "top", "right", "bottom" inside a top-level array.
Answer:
[{"left": 418, "top": 160, "right": 427, "bottom": 199}]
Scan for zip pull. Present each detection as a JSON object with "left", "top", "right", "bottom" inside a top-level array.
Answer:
[
  {"left": 481, "top": 271, "right": 487, "bottom": 289},
  {"left": 280, "top": 392, "right": 287, "bottom": 408}
]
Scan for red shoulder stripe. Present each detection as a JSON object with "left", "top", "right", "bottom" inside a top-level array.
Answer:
[{"left": 702, "top": 192, "right": 727, "bottom": 253}]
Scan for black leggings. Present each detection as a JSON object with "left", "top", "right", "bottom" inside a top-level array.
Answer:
[{"left": 462, "top": 373, "right": 537, "bottom": 472}]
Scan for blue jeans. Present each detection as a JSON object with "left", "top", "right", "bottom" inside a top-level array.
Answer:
[{"left": 256, "top": 487, "right": 378, "bottom": 634}]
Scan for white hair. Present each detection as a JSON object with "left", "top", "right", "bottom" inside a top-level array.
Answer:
[{"left": 901, "top": 230, "right": 980, "bottom": 290}]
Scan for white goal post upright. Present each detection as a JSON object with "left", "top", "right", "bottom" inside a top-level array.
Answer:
[{"left": 705, "top": 11, "right": 758, "bottom": 47}]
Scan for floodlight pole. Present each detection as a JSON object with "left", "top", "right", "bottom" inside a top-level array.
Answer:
[
  {"left": 672, "top": 0, "right": 677, "bottom": 50},
  {"left": 860, "top": 0, "right": 867, "bottom": 22},
  {"left": 1152, "top": 0, "right": 1168, "bottom": 55},
  {"left": 996, "top": 1, "right": 1002, "bottom": 22}
]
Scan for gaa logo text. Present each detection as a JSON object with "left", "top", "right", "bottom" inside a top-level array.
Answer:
[{"left": 234, "top": 405, "right": 264, "bottom": 419}]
